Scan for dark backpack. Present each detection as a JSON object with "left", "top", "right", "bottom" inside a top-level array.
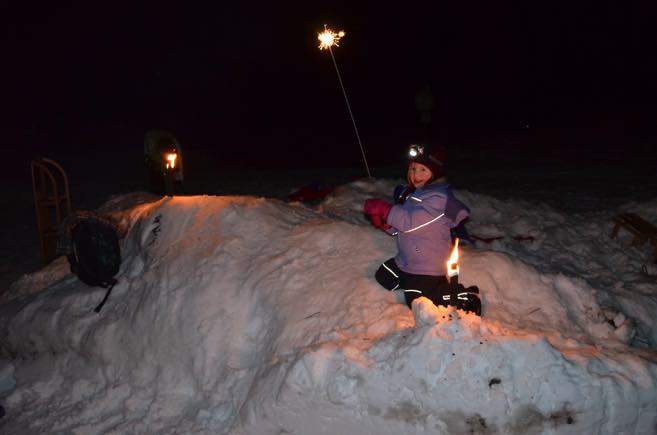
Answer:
[{"left": 68, "top": 219, "right": 121, "bottom": 312}]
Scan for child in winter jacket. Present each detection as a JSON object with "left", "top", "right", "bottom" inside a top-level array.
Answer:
[{"left": 364, "top": 144, "right": 480, "bottom": 314}]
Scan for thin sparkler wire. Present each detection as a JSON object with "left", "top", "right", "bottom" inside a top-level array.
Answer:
[{"left": 328, "top": 47, "right": 372, "bottom": 179}]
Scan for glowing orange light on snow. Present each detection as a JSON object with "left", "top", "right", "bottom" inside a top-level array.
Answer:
[
  {"left": 165, "top": 152, "right": 177, "bottom": 170},
  {"left": 318, "top": 26, "right": 345, "bottom": 50},
  {"left": 446, "top": 238, "right": 460, "bottom": 278}
]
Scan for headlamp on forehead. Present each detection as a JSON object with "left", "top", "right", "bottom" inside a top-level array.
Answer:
[{"left": 408, "top": 144, "right": 424, "bottom": 158}]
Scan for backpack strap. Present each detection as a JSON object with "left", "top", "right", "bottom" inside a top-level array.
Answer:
[{"left": 93, "top": 278, "right": 118, "bottom": 313}]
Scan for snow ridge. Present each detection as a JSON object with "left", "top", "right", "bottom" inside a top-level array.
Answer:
[{"left": 0, "top": 182, "right": 656, "bottom": 434}]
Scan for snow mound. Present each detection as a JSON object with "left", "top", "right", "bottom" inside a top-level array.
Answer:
[{"left": 1, "top": 180, "right": 657, "bottom": 434}]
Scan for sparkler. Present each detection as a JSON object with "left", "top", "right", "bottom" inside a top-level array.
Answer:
[
  {"left": 318, "top": 25, "right": 372, "bottom": 178},
  {"left": 446, "top": 238, "right": 460, "bottom": 285}
]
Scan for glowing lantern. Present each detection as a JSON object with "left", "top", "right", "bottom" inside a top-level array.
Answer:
[
  {"left": 446, "top": 238, "right": 460, "bottom": 284},
  {"left": 165, "top": 152, "right": 177, "bottom": 170}
]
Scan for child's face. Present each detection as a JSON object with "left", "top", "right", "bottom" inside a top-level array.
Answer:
[{"left": 408, "top": 162, "right": 433, "bottom": 188}]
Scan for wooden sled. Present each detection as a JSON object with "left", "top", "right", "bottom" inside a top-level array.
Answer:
[{"left": 31, "top": 158, "right": 72, "bottom": 265}]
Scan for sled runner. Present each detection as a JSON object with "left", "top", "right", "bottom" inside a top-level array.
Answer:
[{"left": 31, "top": 158, "right": 72, "bottom": 265}]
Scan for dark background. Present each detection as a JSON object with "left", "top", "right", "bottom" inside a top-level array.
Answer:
[
  {"left": 3, "top": 1, "right": 656, "bottom": 174},
  {"left": 1, "top": 1, "right": 657, "bottom": 290}
]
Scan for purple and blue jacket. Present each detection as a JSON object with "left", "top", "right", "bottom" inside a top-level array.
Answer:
[{"left": 386, "top": 183, "right": 470, "bottom": 276}]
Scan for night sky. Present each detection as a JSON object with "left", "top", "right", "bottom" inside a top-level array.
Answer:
[{"left": 3, "top": 2, "right": 656, "bottom": 173}]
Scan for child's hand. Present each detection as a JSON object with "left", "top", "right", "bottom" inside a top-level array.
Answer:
[
  {"left": 363, "top": 198, "right": 392, "bottom": 220},
  {"left": 368, "top": 214, "right": 392, "bottom": 232},
  {"left": 364, "top": 199, "right": 393, "bottom": 232}
]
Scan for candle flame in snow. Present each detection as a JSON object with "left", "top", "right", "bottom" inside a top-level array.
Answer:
[
  {"left": 318, "top": 26, "right": 345, "bottom": 50},
  {"left": 447, "top": 238, "right": 459, "bottom": 278}
]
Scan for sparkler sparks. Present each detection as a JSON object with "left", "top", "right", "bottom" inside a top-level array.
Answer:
[{"left": 318, "top": 27, "right": 345, "bottom": 50}]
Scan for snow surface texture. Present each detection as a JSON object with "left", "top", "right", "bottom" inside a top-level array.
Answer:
[{"left": 1, "top": 179, "right": 657, "bottom": 434}]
